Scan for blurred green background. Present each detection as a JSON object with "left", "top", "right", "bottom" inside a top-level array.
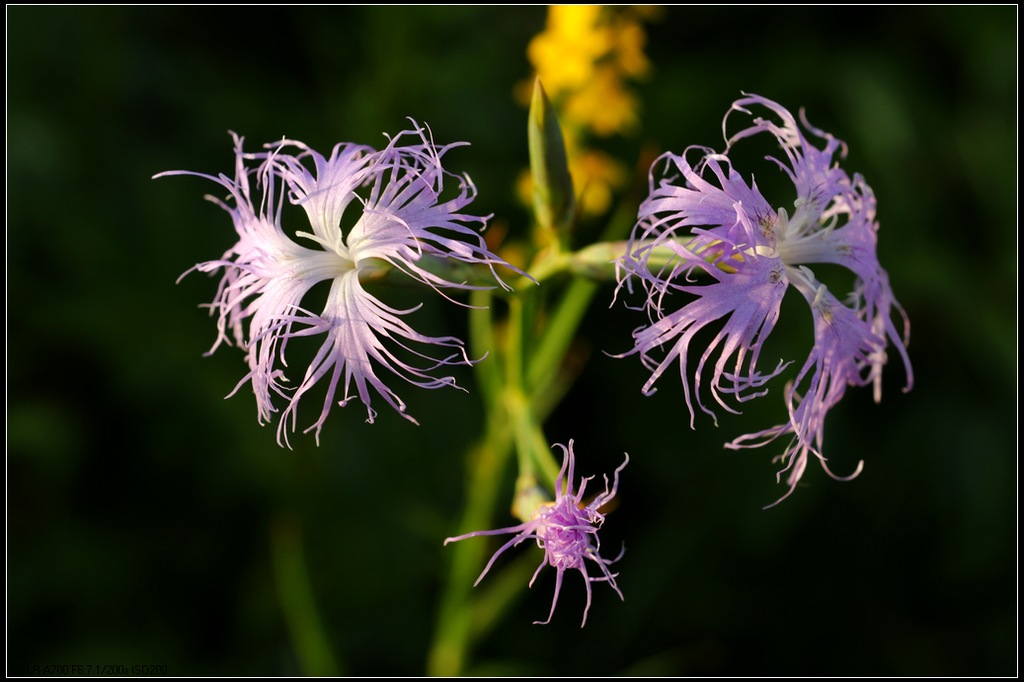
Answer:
[{"left": 7, "top": 6, "right": 1016, "bottom": 676}]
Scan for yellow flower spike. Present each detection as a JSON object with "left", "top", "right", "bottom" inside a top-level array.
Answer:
[
  {"left": 518, "top": 5, "right": 656, "bottom": 218},
  {"left": 564, "top": 66, "right": 641, "bottom": 136},
  {"left": 527, "top": 5, "right": 610, "bottom": 95},
  {"left": 610, "top": 12, "right": 654, "bottom": 79}
]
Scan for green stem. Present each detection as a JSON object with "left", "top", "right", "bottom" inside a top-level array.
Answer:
[
  {"left": 504, "top": 291, "right": 560, "bottom": 489},
  {"left": 271, "top": 517, "right": 342, "bottom": 677},
  {"left": 428, "top": 283, "right": 559, "bottom": 675},
  {"left": 427, "top": 178, "right": 650, "bottom": 672},
  {"left": 426, "top": 409, "right": 514, "bottom": 677},
  {"left": 505, "top": 295, "right": 526, "bottom": 389},
  {"left": 469, "top": 289, "right": 501, "bottom": 405},
  {"left": 525, "top": 275, "right": 598, "bottom": 399},
  {"left": 524, "top": 181, "right": 641, "bottom": 399},
  {"left": 506, "top": 385, "right": 561, "bottom": 493}
]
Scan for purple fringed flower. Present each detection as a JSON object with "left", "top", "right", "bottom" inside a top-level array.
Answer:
[
  {"left": 157, "top": 123, "right": 519, "bottom": 446},
  {"left": 617, "top": 94, "right": 913, "bottom": 505},
  {"left": 445, "top": 441, "right": 627, "bottom": 627}
]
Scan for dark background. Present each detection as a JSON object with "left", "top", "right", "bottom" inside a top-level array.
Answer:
[{"left": 8, "top": 6, "right": 1016, "bottom": 676}]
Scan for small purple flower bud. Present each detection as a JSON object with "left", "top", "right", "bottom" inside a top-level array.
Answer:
[{"left": 445, "top": 440, "right": 628, "bottom": 627}]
